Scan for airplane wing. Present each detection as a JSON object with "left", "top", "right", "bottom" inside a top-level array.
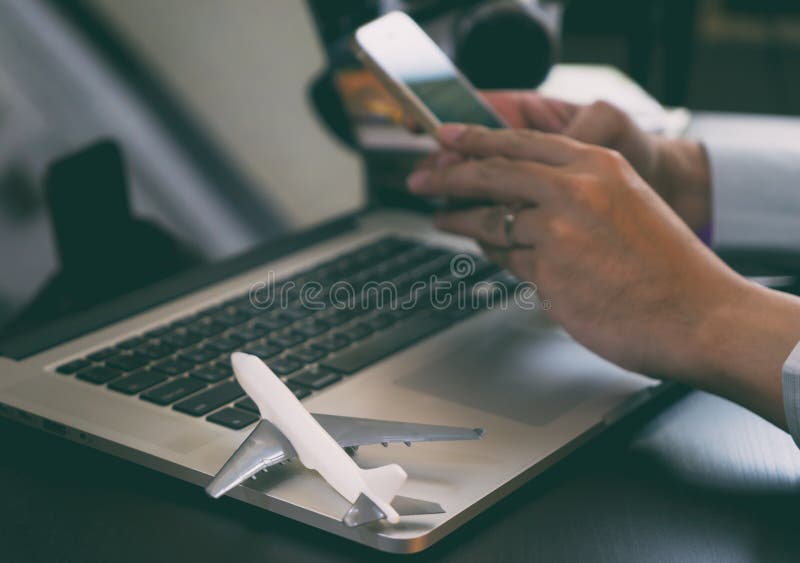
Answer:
[
  {"left": 206, "top": 415, "right": 483, "bottom": 499},
  {"left": 206, "top": 419, "right": 296, "bottom": 498},
  {"left": 313, "top": 413, "right": 484, "bottom": 449}
]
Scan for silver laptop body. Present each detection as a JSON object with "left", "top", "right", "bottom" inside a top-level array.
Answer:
[
  {"left": 0, "top": 0, "right": 660, "bottom": 553},
  {"left": 0, "top": 211, "right": 660, "bottom": 553}
]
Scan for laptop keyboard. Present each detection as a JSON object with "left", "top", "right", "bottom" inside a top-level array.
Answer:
[{"left": 55, "top": 237, "right": 515, "bottom": 431}]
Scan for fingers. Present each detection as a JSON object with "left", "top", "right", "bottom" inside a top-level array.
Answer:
[
  {"left": 415, "top": 150, "right": 464, "bottom": 172},
  {"left": 563, "top": 100, "right": 630, "bottom": 146},
  {"left": 408, "top": 157, "right": 555, "bottom": 204},
  {"left": 544, "top": 98, "right": 580, "bottom": 129},
  {"left": 518, "top": 94, "right": 579, "bottom": 133},
  {"left": 434, "top": 205, "right": 542, "bottom": 248},
  {"left": 437, "top": 124, "right": 584, "bottom": 166},
  {"left": 481, "top": 91, "right": 579, "bottom": 132}
]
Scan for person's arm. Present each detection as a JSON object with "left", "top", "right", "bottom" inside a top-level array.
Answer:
[
  {"left": 407, "top": 124, "right": 800, "bottom": 433},
  {"left": 472, "top": 92, "right": 800, "bottom": 250}
]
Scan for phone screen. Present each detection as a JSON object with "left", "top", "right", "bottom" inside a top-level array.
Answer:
[{"left": 357, "top": 12, "right": 505, "bottom": 129}]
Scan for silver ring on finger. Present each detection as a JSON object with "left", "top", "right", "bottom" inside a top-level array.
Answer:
[{"left": 502, "top": 205, "right": 522, "bottom": 248}]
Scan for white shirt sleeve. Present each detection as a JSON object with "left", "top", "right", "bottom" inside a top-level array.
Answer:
[
  {"left": 783, "top": 341, "right": 800, "bottom": 447},
  {"left": 706, "top": 141, "right": 800, "bottom": 250}
]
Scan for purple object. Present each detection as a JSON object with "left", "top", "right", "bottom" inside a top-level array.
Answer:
[{"left": 697, "top": 223, "right": 713, "bottom": 246}]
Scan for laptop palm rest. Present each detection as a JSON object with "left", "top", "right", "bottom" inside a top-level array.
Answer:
[{"left": 396, "top": 310, "right": 646, "bottom": 427}]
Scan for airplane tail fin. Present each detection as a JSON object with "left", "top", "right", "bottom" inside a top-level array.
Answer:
[
  {"left": 342, "top": 493, "right": 446, "bottom": 528},
  {"left": 360, "top": 463, "right": 406, "bottom": 502},
  {"left": 342, "top": 463, "right": 446, "bottom": 527}
]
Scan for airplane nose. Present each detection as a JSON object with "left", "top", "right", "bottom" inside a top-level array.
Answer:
[
  {"left": 231, "top": 352, "right": 260, "bottom": 383},
  {"left": 230, "top": 351, "right": 249, "bottom": 368}
]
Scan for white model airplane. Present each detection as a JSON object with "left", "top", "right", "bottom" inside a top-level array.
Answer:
[{"left": 206, "top": 352, "right": 484, "bottom": 527}]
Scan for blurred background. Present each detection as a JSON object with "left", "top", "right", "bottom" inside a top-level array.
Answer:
[
  {"left": 563, "top": 0, "right": 800, "bottom": 114},
  {"left": 1, "top": 0, "right": 799, "bottom": 336}
]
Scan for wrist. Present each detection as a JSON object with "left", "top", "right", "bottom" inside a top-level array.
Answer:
[
  {"left": 652, "top": 138, "right": 712, "bottom": 233},
  {"left": 696, "top": 281, "right": 800, "bottom": 428}
]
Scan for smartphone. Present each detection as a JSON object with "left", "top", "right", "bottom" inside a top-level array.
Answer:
[{"left": 353, "top": 11, "right": 508, "bottom": 136}]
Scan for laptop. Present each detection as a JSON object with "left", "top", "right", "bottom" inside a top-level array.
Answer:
[{"left": 0, "top": 0, "right": 660, "bottom": 553}]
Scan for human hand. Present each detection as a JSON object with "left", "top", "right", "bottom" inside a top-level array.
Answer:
[
  {"left": 413, "top": 91, "right": 712, "bottom": 232},
  {"left": 408, "top": 124, "right": 746, "bottom": 384}
]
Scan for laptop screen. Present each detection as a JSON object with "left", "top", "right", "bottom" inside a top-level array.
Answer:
[{"left": 0, "top": 1, "right": 365, "bottom": 349}]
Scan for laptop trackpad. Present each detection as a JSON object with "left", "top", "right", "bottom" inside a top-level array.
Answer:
[{"left": 396, "top": 318, "right": 629, "bottom": 426}]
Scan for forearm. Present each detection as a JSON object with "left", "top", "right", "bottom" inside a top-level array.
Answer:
[{"left": 691, "top": 283, "right": 800, "bottom": 429}]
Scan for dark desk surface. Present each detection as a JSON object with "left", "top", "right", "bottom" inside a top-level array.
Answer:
[{"left": 2, "top": 389, "right": 799, "bottom": 563}]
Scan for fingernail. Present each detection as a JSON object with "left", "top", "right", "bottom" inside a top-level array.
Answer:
[
  {"left": 407, "top": 169, "right": 431, "bottom": 192},
  {"left": 438, "top": 124, "right": 467, "bottom": 144}
]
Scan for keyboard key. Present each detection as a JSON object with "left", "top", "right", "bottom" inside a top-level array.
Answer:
[
  {"left": 179, "top": 346, "right": 219, "bottom": 365},
  {"left": 141, "top": 377, "right": 207, "bottom": 405},
  {"left": 117, "top": 336, "right": 146, "bottom": 350},
  {"left": 271, "top": 330, "right": 306, "bottom": 348},
  {"left": 192, "top": 320, "right": 227, "bottom": 338},
  {"left": 77, "top": 365, "right": 123, "bottom": 384},
  {"left": 106, "top": 352, "right": 151, "bottom": 372},
  {"left": 207, "top": 407, "right": 259, "bottom": 430},
  {"left": 189, "top": 364, "right": 231, "bottom": 383},
  {"left": 173, "top": 381, "right": 245, "bottom": 416},
  {"left": 170, "top": 314, "right": 201, "bottom": 328},
  {"left": 294, "top": 318, "right": 330, "bottom": 338},
  {"left": 144, "top": 326, "right": 171, "bottom": 338},
  {"left": 288, "top": 384, "right": 312, "bottom": 400},
  {"left": 136, "top": 342, "right": 175, "bottom": 360},
  {"left": 268, "top": 356, "right": 303, "bottom": 376},
  {"left": 322, "top": 313, "right": 452, "bottom": 374},
  {"left": 227, "top": 298, "right": 261, "bottom": 318},
  {"left": 152, "top": 358, "right": 194, "bottom": 376},
  {"left": 161, "top": 329, "right": 203, "bottom": 348},
  {"left": 205, "top": 337, "right": 242, "bottom": 353},
  {"left": 252, "top": 312, "right": 292, "bottom": 332},
  {"left": 242, "top": 342, "right": 283, "bottom": 360},
  {"left": 282, "top": 304, "right": 314, "bottom": 321},
  {"left": 87, "top": 347, "right": 118, "bottom": 361},
  {"left": 316, "top": 332, "right": 351, "bottom": 353},
  {"left": 56, "top": 358, "right": 91, "bottom": 374},
  {"left": 211, "top": 360, "right": 234, "bottom": 375},
  {"left": 234, "top": 397, "right": 259, "bottom": 413},
  {"left": 322, "top": 308, "right": 361, "bottom": 326},
  {"left": 108, "top": 370, "right": 168, "bottom": 395},
  {"left": 290, "top": 367, "right": 341, "bottom": 390},
  {"left": 199, "top": 304, "right": 226, "bottom": 316},
  {"left": 228, "top": 324, "right": 269, "bottom": 342},
  {"left": 339, "top": 323, "right": 371, "bottom": 342},
  {"left": 292, "top": 344, "right": 328, "bottom": 364},
  {"left": 235, "top": 389, "right": 312, "bottom": 412},
  {"left": 213, "top": 309, "right": 250, "bottom": 327}
]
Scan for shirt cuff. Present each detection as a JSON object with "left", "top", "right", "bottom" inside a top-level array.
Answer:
[
  {"left": 706, "top": 141, "right": 800, "bottom": 250},
  {"left": 782, "top": 341, "right": 800, "bottom": 447}
]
